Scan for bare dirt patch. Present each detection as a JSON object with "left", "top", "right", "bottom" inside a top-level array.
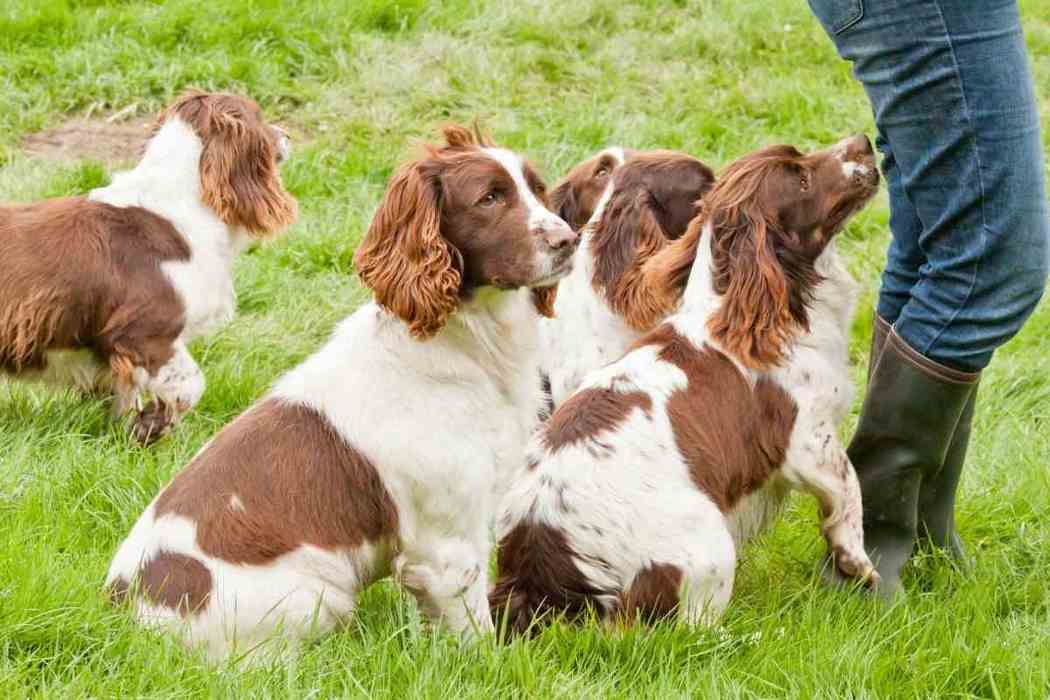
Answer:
[{"left": 22, "top": 115, "right": 154, "bottom": 165}]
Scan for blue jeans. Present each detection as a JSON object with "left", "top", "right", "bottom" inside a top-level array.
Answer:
[{"left": 808, "top": 0, "right": 1048, "bottom": 372}]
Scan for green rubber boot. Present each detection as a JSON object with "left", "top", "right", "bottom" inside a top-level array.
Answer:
[
  {"left": 847, "top": 325, "right": 979, "bottom": 597},
  {"left": 916, "top": 386, "right": 976, "bottom": 563}
]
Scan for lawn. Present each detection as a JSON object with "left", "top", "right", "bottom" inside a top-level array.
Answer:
[{"left": 1, "top": 0, "right": 1049, "bottom": 697}]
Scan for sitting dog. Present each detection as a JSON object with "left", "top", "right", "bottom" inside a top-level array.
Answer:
[
  {"left": 542, "top": 147, "right": 714, "bottom": 407},
  {"left": 106, "top": 126, "right": 577, "bottom": 660},
  {"left": 0, "top": 90, "right": 297, "bottom": 443},
  {"left": 492, "top": 136, "right": 881, "bottom": 633}
]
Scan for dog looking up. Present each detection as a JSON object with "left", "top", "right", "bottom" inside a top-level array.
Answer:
[{"left": 492, "top": 136, "right": 881, "bottom": 634}]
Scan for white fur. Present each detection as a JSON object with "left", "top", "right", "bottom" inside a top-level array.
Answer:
[
  {"left": 107, "top": 150, "right": 566, "bottom": 661},
  {"left": 91, "top": 118, "right": 252, "bottom": 343},
  {"left": 500, "top": 194, "right": 875, "bottom": 626},
  {"left": 540, "top": 147, "right": 637, "bottom": 406}
]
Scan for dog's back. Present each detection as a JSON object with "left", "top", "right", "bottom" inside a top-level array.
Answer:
[{"left": 0, "top": 197, "right": 188, "bottom": 375}]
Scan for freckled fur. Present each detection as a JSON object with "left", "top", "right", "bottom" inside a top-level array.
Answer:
[{"left": 496, "top": 137, "right": 881, "bottom": 633}]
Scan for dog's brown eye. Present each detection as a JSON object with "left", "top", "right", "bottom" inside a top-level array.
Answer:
[
  {"left": 800, "top": 171, "right": 811, "bottom": 192},
  {"left": 595, "top": 167, "right": 611, "bottom": 178},
  {"left": 479, "top": 191, "right": 502, "bottom": 207}
]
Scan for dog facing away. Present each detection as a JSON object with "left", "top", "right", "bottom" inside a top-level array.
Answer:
[
  {"left": 0, "top": 90, "right": 297, "bottom": 443},
  {"left": 542, "top": 147, "right": 714, "bottom": 408},
  {"left": 106, "top": 126, "right": 577, "bottom": 661},
  {"left": 492, "top": 136, "right": 881, "bottom": 634}
]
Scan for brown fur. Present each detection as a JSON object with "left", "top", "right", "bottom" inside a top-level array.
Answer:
[
  {"left": 153, "top": 398, "right": 399, "bottom": 565},
  {"left": 0, "top": 198, "right": 189, "bottom": 375},
  {"left": 490, "top": 522, "right": 606, "bottom": 636},
  {"left": 639, "top": 324, "right": 797, "bottom": 512},
  {"left": 589, "top": 153, "right": 714, "bottom": 331},
  {"left": 543, "top": 387, "right": 653, "bottom": 454},
  {"left": 530, "top": 287, "right": 557, "bottom": 318},
  {"left": 616, "top": 562, "right": 684, "bottom": 624},
  {"left": 136, "top": 551, "right": 213, "bottom": 617},
  {"left": 355, "top": 125, "right": 560, "bottom": 339},
  {"left": 163, "top": 90, "right": 297, "bottom": 237},
  {"left": 645, "top": 144, "right": 875, "bottom": 369}
]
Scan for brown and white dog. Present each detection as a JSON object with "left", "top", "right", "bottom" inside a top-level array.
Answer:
[
  {"left": 106, "top": 126, "right": 577, "bottom": 660},
  {"left": 492, "top": 136, "right": 881, "bottom": 633},
  {"left": 541, "top": 147, "right": 714, "bottom": 407},
  {"left": 0, "top": 90, "right": 297, "bottom": 442}
]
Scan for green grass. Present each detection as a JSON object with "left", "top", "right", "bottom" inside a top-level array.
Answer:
[{"left": 2, "top": 0, "right": 1049, "bottom": 696}]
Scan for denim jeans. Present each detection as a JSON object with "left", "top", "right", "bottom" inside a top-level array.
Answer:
[{"left": 807, "top": 0, "right": 1048, "bottom": 372}]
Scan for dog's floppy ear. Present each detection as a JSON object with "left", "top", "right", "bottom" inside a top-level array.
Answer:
[
  {"left": 355, "top": 161, "right": 461, "bottom": 340},
  {"left": 639, "top": 214, "right": 704, "bottom": 323},
  {"left": 590, "top": 185, "right": 676, "bottom": 331},
  {"left": 170, "top": 91, "right": 297, "bottom": 237},
  {"left": 646, "top": 159, "right": 714, "bottom": 239},
  {"left": 706, "top": 205, "right": 798, "bottom": 370}
]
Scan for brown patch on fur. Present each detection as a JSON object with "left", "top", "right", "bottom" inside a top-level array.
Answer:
[
  {"left": 616, "top": 562, "right": 683, "bottom": 624},
  {"left": 163, "top": 90, "right": 297, "bottom": 237},
  {"left": 640, "top": 324, "right": 797, "bottom": 511},
  {"left": 154, "top": 398, "right": 399, "bottom": 565},
  {"left": 531, "top": 287, "right": 557, "bottom": 318},
  {"left": 543, "top": 387, "right": 652, "bottom": 453},
  {"left": 590, "top": 153, "right": 714, "bottom": 331},
  {"left": 356, "top": 125, "right": 561, "bottom": 339},
  {"left": 0, "top": 198, "right": 189, "bottom": 375},
  {"left": 490, "top": 522, "right": 605, "bottom": 636},
  {"left": 137, "top": 550, "right": 213, "bottom": 617}
]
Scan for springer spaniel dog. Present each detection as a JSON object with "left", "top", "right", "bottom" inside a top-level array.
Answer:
[
  {"left": 542, "top": 147, "right": 714, "bottom": 407},
  {"left": 106, "top": 126, "right": 577, "bottom": 660},
  {"left": 0, "top": 90, "right": 297, "bottom": 443},
  {"left": 492, "top": 136, "right": 881, "bottom": 633}
]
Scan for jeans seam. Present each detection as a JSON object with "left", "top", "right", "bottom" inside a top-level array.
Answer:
[{"left": 917, "top": 0, "right": 986, "bottom": 359}]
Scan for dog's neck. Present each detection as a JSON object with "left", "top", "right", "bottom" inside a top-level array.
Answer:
[
  {"left": 89, "top": 118, "right": 249, "bottom": 260},
  {"left": 379, "top": 286, "right": 540, "bottom": 388}
]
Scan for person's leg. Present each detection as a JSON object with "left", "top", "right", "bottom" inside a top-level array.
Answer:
[
  {"left": 876, "top": 139, "right": 925, "bottom": 328},
  {"left": 808, "top": 0, "right": 1048, "bottom": 594}
]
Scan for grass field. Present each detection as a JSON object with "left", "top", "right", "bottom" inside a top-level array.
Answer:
[{"left": 2, "top": 0, "right": 1049, "bottom": 697}]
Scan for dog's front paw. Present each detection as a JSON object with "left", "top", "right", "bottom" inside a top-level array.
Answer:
[
  {"left": 829, "top": 546, "right": 880, "bottom": 590},
  {"left": 132, "top": 401, "right": 172, "bottom": 445}
]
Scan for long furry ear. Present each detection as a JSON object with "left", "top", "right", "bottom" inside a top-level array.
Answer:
[
  {"left": 705, "top": 208, "right": 795, "bottom": 370},
  {"left": 354, "top": 162, "right": 461, "bottom": 339},
  {"left": 189, "top": 96, "right": 297, "bottom": 237},
  {"left": 549, "top": 179, "right": 582, "bottom": 231},
  {"left": 591, "top": 189, "right": 674, "bottom": 331},
  {"left": 637, "top": 213, "right": 705, "bottom": 325}
]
